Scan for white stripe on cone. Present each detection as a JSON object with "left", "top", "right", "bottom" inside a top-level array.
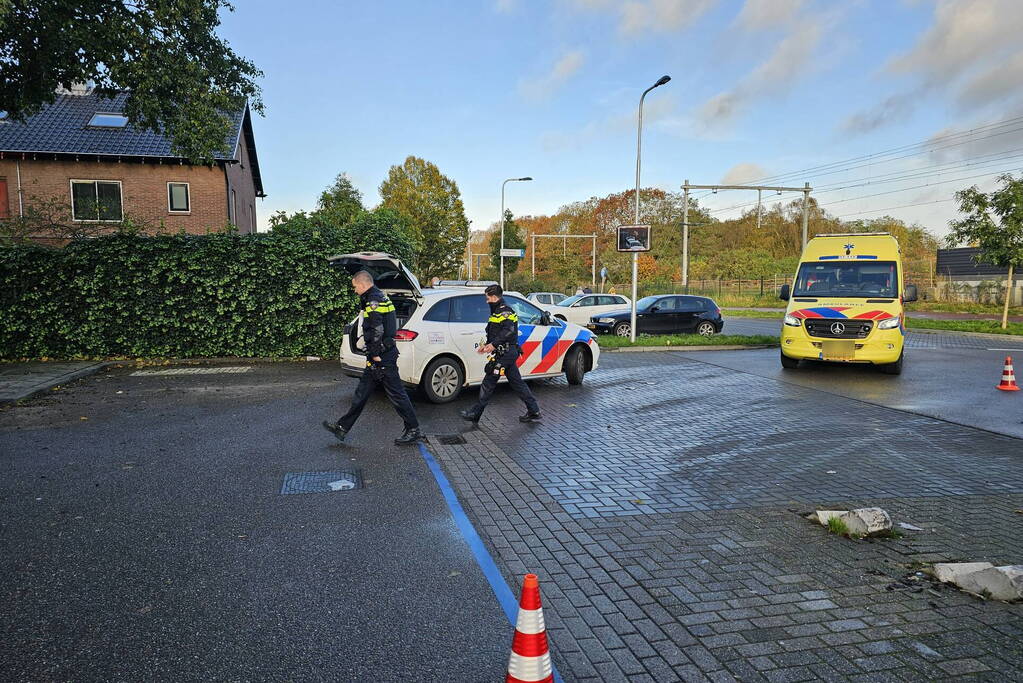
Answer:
[
  {"left": 507, "top": 652, "right": 553, "bottom": 681},
  {"left": 515, "top": 607, "right": 546, "bottom": 634}
]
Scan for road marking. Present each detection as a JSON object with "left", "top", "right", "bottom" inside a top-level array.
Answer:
[
  {"left": 130, "top": 367, "right": 253, "bottom": 376},
  {"left": 418, "top": 442, "right": 563, "bottom": 683},
  {"left": 988, "top": 348, "right": 1023, "bottom": 352}
]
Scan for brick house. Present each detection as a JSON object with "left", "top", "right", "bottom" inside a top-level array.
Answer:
[{"left": 0, "top": 89, "right": 264, "bottom": 237}]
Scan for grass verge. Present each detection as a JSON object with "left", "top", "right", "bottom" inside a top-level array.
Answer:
[{"left": 597, "top": 333, "right": 778, "bottom": 349}]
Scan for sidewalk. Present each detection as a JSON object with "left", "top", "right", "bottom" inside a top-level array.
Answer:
[{"left": 0, "top": 361, "right": 110, "bottom": 403}]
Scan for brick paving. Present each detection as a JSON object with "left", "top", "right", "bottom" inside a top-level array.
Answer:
[{"left": 431, "top": 353, "right": 1023, "bottom": 681}]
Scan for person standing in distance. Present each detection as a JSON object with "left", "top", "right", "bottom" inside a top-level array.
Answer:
[
  {"left": 323, "top": 270, "right": 424, "bottom": 445},
  {"left": 459, "top": 284, "right": 541, "bottom": 424}
]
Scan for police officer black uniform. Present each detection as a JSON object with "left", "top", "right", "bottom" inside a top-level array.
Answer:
[
  {"left": 459, "top": 284, "right": 541, "bottom": 423},
  {"left": 323, "top": 270, "right": 423, "bottom": 445}
]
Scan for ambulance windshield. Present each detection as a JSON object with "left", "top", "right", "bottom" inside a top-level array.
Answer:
[{"left": 793, "top": 261, "right": 898, "bottom": 298}]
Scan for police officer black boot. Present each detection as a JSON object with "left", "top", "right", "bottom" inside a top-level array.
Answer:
[
  {"left": 459, "top": 408, "right": 480, "bottom": 423},
  {"left": 394, "top": 426, "right": 424, "bottom": 445},
  {"left": 518, "top": 410, "right": 542, "bottom": 423},
  {"left": 321, "top": 420, "right": 348, "bottom": 442}
]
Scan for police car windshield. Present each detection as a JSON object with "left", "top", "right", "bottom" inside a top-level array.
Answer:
[{"left": 793, "top": 261, "right": 898, "bottom": 298}]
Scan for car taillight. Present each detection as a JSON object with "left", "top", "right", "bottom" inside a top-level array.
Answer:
[{"left": 394, "top": 329, "right": 418, "bottom": 341}]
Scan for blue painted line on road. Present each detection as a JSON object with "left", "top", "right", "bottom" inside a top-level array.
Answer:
[{"left": 418, "top": 442, "right": 564, "bottom": 683}]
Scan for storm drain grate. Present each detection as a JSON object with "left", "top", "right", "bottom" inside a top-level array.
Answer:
[
  {"left": 280, "top": 470, "right": 363, "bottom": 494},
  {"left": 131, "top": 366, "right": 253, "bottom": 376},
  {"left": 436, "top": 434, "right": 467, "bottom": 445}
]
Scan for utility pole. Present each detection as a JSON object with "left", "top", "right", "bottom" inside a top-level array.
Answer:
[
  {"left": 682, "top": 180, "right": 690, "bottom": 291},
  {"left": 756, "top": 188, "right": 762, "bottom": 232},
  {"left": 801, "top": 181, "right": 811, "bottom": 248}
]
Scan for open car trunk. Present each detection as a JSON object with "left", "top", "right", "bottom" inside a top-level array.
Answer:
[{"left": 329, "top": 251, "right": 421, "bottom": 355}]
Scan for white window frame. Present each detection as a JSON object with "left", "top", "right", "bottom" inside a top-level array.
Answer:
[
  {"left": 69, "top": 179, "right": 123, "bottom": 222},
  {"left": 167, "top": 182, "right": 190, "bottom": 213}
]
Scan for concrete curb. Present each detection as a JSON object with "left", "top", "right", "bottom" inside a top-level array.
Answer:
[
  {"left": 0, "top": 361, "right": 115, "bottom": 405},
  {"left": 602, "top": 344, "right": 774, "bottom": 353},
  {"left": 907, "top": 327, "right": 1023, "bottom": 343}
]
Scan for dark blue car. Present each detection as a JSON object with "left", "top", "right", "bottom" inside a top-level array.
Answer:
[{"left": 586, "top": 295, "right": 724, "bottom": 338}]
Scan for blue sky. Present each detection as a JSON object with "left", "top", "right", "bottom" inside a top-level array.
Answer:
[{"left": 220, "top": 0, "right": 1023, "bottom": 237}]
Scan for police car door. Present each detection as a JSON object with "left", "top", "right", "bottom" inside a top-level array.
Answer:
[{"left": 449, "top": 294, "right": 491, "bottom": 383}]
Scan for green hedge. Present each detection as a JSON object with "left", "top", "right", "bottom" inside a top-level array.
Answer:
[{"left": 0, "top": 222, "right": 413, "bottom": 359}]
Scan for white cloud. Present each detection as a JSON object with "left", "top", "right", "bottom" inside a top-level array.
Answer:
[
  {"left": 721, "top": 162, "right": 769, "bottom": 184},
  {"left": 696, "top": 19, "right": 824, "bottom": 128},
  {"left": 845, "top": 0, "right": 1023, "bottom": 134},
  {"left": 734, "top": 0, "right": 805, "bottom": 31},
  {"left": 570, "top": 0, "right": 719, "bottom": 36},
  {"left": 519, "top": 50, "right": 586, "bottom": 99}
]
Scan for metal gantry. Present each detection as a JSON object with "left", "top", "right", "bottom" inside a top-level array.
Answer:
[{"left": 680, "top": 180, "right": 812, "bottom": 288}]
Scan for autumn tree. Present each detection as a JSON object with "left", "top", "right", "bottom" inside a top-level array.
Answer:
[
  {"left": 378, "top": 156, "right": 469, "bottom": 279},
  {"left": 0, "top": 1, "right": 263, "bottom": 161},
  {"left": 947, "top": 174, "right": 1023, "bottom": 328}
]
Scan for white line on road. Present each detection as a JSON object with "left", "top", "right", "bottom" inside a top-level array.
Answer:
[{"left": 130, "top": 367, "right": 253, "bottom": 376}]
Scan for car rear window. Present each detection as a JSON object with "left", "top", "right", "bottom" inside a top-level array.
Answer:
[
  {"left": 423, "top": 298, "right": 450, "bottom": 322},
  {"left": 450, "top": 295, "right": 490, "bottom": 323}
]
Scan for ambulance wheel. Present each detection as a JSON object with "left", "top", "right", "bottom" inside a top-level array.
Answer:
[
  {"left": 565, "top": 345, "right": 587, "bottom": 385},
  {"left": 780, "top": 351, "right": 800, "bottom": 369},
  {"left": 422, "top": 357, "right": 464, "bottom": 403},
  {"left": 880, "top": 352, "right": 903, "bottom": 375}
]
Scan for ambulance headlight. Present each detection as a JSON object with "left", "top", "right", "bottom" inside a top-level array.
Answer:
[
  {"left": 877, "top": 316, "right": 901, "bottom": 330},
  {"left": 783, "top": 314, "right": 802, "bottom": 327},
  {"left": 598, "top": 317, "right": 616, "bottom": 324}
]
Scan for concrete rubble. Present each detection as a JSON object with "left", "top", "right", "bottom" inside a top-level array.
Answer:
[
  {"left": 811, "top": 507, "right": 893, "bottom": 537},
  {"left": 933, "top": 563, "right": 1023, "bottom": 602}
]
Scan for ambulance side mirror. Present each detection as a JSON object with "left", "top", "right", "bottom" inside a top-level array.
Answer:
[
  {"left": 779, "top": 284, "right": 790, "bottom": 301},
  {"left": 903, "top": 284, "right": 918, "bottom": 303}
]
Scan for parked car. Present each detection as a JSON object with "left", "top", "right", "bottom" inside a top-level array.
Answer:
[
  {"left": 587, "top": 295, "right": 723, "bottom": 337},
  {"left": 543, "top": 293, "right": 632, "bottom": 326},
  {"left": 527, "top": 292, "right": 568, "bottom": 306},
  {"left": 329, "top": 252, "right": 600, "bottom": 403}
]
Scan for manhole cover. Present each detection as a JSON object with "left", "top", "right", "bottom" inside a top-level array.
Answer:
[
  {"left": 437, "top": 434, "right": 467, "bottom": 445},
  {"left": 280, "top": 470, "right": 363, "bottom": 494}
]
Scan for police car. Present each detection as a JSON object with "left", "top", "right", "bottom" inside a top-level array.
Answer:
[{"left": 329, "top": 252, "right": 601, "bottom": 403}]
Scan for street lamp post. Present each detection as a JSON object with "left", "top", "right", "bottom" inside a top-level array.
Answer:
[
  {"left": 500, "top": 176, "right": 532, "bottom": 288},
  {"left": 630, "top": 75, "right": 670, "bottom": 342}
]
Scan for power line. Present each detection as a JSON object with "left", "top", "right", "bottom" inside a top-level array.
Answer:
[{"left": 835, "top": 198, "right": 955, "bottom": 219}]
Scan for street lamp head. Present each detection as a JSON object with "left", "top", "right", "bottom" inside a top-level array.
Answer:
[
  {"left": 519, "top": 176, "right": 533, "bottom": 181},
  {"left": 654, "top": 75, "right": 671, "bottom": 87}
]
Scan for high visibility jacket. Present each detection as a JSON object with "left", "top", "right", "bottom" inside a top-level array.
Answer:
[
  {"left": 485, "top": 298, "right": 518, "bottom": 351},
  {"left": 361, "top": 286, "right": 398, "bottom": 358}
]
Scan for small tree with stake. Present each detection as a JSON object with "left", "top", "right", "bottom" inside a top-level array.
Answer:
[{"left": 946, "top": 173, "right": 1023, "bottom": 329}]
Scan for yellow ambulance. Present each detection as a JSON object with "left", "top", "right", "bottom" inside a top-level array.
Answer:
[{"left": 779, "top": 233, "right": 918, "bottom": 375}]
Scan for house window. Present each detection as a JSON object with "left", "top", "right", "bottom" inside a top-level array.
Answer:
[
  {"left": 70, "top": 180, "right": 122, "bottom": 221},
  {"left": 168, "top": 182, "right": 190, "bottom": 212},
  {"left": 88, "top": 112, "right": 128, "bottom": 128}
]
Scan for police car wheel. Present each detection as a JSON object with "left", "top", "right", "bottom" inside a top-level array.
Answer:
[
  {"left": 614, "top": 322, "right": 631, "bottom": 337},
  {"left": 696, "top": 321, "right": 715, "bottom": 336},
  {"left": 422, "top": 357, "right": 464, "bottom": 403},
  {"left": 565, "top": 345, "right": 586, "bottom": 385}
]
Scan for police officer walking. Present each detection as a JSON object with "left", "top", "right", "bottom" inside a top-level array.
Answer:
[
  {"left": 323, "top": 270, "right": 424, "bottom": 445},
  {"left": 460, "top": 284, "right": 541, "bottom": 424}
]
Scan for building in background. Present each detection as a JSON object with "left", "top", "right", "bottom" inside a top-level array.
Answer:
[
  {"left": 936, "top": 247, "right": 1021, "bottom": 305},
  {"left": 0, "top": 88, "right": 264, "bottom": 239}
]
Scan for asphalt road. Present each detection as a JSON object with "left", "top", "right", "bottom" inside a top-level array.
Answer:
[
  {"left": 0, "top": 362, "right": 509, "bottom": 682},
  {"left": 721, "top": 316, "right": 1023, "bottom": 439}
]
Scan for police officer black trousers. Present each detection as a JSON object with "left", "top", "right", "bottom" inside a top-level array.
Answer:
[
  {"left": 338, "top": 360, "right": 419, "bottom": 433},
  {"left": 468, "top": 348, "right": 539, "bottom": 419}
]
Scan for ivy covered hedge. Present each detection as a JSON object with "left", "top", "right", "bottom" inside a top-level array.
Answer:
[{"left": 0, "top": 214, "right": 415, "bottom": 359}]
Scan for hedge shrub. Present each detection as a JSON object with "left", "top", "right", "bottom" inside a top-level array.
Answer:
[{"left": 0, "top": 219, "right": 414, "bottom": 359}]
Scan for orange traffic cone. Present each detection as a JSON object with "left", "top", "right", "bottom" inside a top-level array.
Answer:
[
  {"left": 997, "top": 356, "right": 1020, "bottom": 391},
  {"left": 506, "top": 574, "right": 553, "bottom": 683}
]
